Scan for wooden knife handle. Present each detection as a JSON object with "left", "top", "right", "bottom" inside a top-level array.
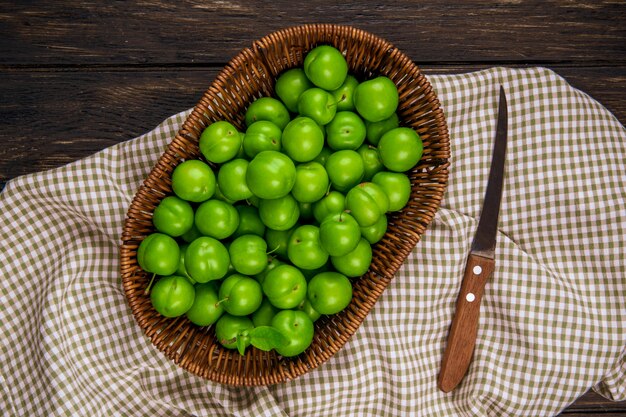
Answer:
[{"left": 438, "top": 253, "right": 495, "bottom": 392}]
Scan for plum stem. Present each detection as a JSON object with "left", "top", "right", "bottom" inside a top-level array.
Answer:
[
  {"left": 144, "top": 273, "right": 157, "bottom": 295},
  {"left": 266, "top": 245, "right": 280, "bottom": 255}
]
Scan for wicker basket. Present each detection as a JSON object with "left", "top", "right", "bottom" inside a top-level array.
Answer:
[{"left": 120, "top": 24, "right": 450, "bottom": 386}]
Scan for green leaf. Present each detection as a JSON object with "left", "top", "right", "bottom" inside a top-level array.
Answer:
[
  {"left": 236, "top": 336, "right": 247, "bottom": 356},
  {"left": 249, "top": 326, "right": 288, "bottom": 351}
]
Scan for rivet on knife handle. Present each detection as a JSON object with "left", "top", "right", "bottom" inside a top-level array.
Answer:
[{"left": 437, "top": 254, "right": 495, "bottom": 392}]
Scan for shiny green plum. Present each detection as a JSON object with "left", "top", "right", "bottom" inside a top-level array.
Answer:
[
  {"left": 372, "top": 171, "right": 412, "bottom": 212},
  {"left": 150, "top": 275, "right": 195, "bottom": 318},
  {"left": 152, "top": 196, "right": 194, "bottom": 237},
  {"left": 245, "top": 97, "right": 290, "bottom": 130},
  {"left": 308, "top": 272, "right": 353, "bottom": 315},
  {"left": 365, "top": 113, "right": 399, "bottom": 146},
  {"left": 330, "top": 238, "right": 372, "bottom": 277},
  {"left": 215, "top": 314, "right": 254, "bottom": 350},
  {"left": 345, "top": 185, "right": 382, "bottom": 227},
  {"left": 262, "top": 264, "right": 307, "bottom": 309},
  {"left": 287, "top": 225, "right": 329, "bottom": 270},
  {"left": 360, "top": 213, "right": 388, "bottom": 244},
  {"left": 275, "top": 68, "right": 313, "bottom": 112},
  {"left": 137, "top": 233, "right": 180, "bottom": 276},
  {"left": 199, "top": 121, "right": 241, "bottom": 164},
  {"left": 303, "top": 45, "right": 348, "bottom": 91},
  {"left": 357, "top": 144, "right": 384, "bottom": 181},
  {"left": 246, "top": 151, "right": 296, "bottom": 199},
  {"left": 171, "top": 160, "right": 215, "bottom": 203},
  {"left": 282, "top": 117, "right": 325, "bottom": 162},
  {"left": 218, "top": 274, "right": 263, "bottom": 316},
  {"left": 217, "top": 159, "right": 253, "bottom": 202},
  {"left": 325, "top": 150, "right": 364, "bottom": 192},
  {"left": 353, "top": 76, "right": 399, "bottom": 123},
  {"left": 330, "top": 75, "right": 358, "bottom": 112},
  {"left": 186, "top": 282, "right": 223, "bottom": 326},
  {"left": 378, "top": 127, "right": 423, "bottom": 172},
  {"left": 185, "top": 236, "right": 230, "bottom": 283},
  {"left": 312, "top": 191, "right": 345, "bottom": 224},
  {"left": 297, "top": 88, "right": 337, "bottom": 126},
  {"left": 258, "top": 194, "right": 300, "bottom": 231},
  {"left": 243, "top": 121, "right": 282, "bottom": 158},
  {"left": 271, "top": 310, "right": 314, "bottom": 357},
  {"left": 325, "top": 111, "right": 366, "bottom": 151},
  {"left": 251, "top": 298, "right": 278, "bottom": 327},
  {"left": 229, "top": 234, "right": 268, "bottom": 276},
  {"left": 232, "top": 205, "right": 265, "bottom": 238},
  {"left": 291, "top": 162, "right": 329, "bottom": 203},
  {"left": 319, "top": 212, "right": 361, "bottom": 256},
  {"left": 195, "top": 199, "right": 239, "bottom": 239}
]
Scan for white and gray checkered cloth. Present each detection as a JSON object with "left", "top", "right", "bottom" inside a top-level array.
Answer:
[{"left": 1, "top": 67, "right": 624, "bottom": 416}]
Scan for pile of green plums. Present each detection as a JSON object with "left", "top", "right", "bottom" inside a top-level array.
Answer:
[{"left": 137, "top": 45, "right": 423, "bottom": 357}]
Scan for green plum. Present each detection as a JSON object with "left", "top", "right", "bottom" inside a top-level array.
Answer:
[
  {"left": 357, "top": 144, "right": 384, "bottom": 181},
  {"left": 303, "top": 45, "right": 348, "bottom": 91},
  {"left": 325, "top": 150, "right": 364, "bottom": 192},
  {"left": 217, "top": 158, "right": 253, "bottom": 202},
  {"left": 245, "top": 97, "right": 290, "bottom": 130},
  {"left": 353, "top": 76, "right": 399, "bottom": 123},
  {"left": 258, "top": 194, "right": 300, "bottom": 231},
  {"left": 185, "top": 236, "right": 230, "bottom": 283},
  {"left": 291, "top": 162, "right": 329, "bottom": 203},
  {"left": 275, "top": 68, "right": 314, "bottom": 112},
  {"left": 360, "top": 213, "right": 388, "bottom": 244},
  {"left": 287, "top": 225, "right": 329, "bottom": 270},
  {"left": 345, "top": 185, "right": 383, "bottom": 227},
  {"left": 251, "top": 298, "right": 279, "bottom": 327},
  {"left": 186, "top": 282, "right": 223, "bottom": 326},
  {"left": 243, "top": 120, "right": 282, "bottom": 158},
  {"left": 171, "top": 160, "right": 216, "bottom": 203},
  {"left": 232, "top": 205, "right": 265, "bottom": 238},
  {"left": 215, "top": 314, "right": 254, "bottom": 350},
  {"left": 137, "top": 233, "right": 180, "bottom": 276},
  {"left": 282, "top": 117, "right": 325, "bottom": 162},
  {"left": 372, "top": 171, "right": 412, "bottom": 212},
  {"left": 229, "top": 234, "right": 268, "bottom": 276},
  {"left": 312, "top": 191, "right": 345, "bottom": 224},
  {"left": 325, "top": 111, "right": 366, "bottom": 151},
  {"left": 365, "top": 113, "right": 399, "bottom": 146},
  {"left": 319, "top": 212, "right": 361, "bottom": 256},
  {"left": 265, "top": 226, "right": 297, "bottom": 260},
  {"left": 271, "top": 310, "right": 314, "bottom": 357},
  {"left": 330, "top": 75, "right": 359, "bottom": 112},
  {"left": 195, "top": 199, "right": 240, "bottom": 239},
  {"left": 246, "top": 151, "right": 296, "bottom": 199},
  {"left": 308, "top": 272, "right": 353, "bottom": 315},
  {"left": 330, "top": 238, "right": 372, "bottom": 277},
  {"left": 199, "top": 120, "right": 241, "bottom": 164},
  {"left": 218, "top": 274, "right": 263, "bottom": 316},
  {"left": 152, "top": 196, "right": 194, "bottom": 237},
  {"left": 262, "top": 264, "right": 307, "bottom": 309},
  {"left": 378, "top": 127, "right": 423, "bottom": 172},
  {"left": 150, "top": 275, "right": 195, "bottom": 318},
  {"left": 297, "top": 88, "right": 337, "bottom": 126}
]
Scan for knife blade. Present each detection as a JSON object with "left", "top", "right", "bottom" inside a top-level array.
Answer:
[{"left": 437, "top": 86, "right": 508, "bottom": 393}]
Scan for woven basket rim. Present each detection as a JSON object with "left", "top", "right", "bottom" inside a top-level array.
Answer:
[{"left": 120, "top": 23, "right": 450, "bottom": 386}]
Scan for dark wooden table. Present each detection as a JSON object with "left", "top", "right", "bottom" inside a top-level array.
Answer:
[{"left": 1, "top": 1, "right": 624, "bottom": 415}]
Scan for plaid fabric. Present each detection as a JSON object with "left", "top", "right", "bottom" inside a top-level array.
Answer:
[{"left": 0, "top": 67, "right": 624, "bottom": 416}]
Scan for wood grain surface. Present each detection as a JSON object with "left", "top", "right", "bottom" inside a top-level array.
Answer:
[{"left": 0, "top": 1, "right": 624, "bottom": 414}]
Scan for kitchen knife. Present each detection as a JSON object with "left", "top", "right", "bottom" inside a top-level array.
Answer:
[{"left": 438, "top": 86, "right": 508, "bottom": 393}]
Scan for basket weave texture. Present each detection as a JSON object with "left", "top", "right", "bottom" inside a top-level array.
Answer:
[{"left": 120, "top": 24, "right": 450, "bottom": 386}]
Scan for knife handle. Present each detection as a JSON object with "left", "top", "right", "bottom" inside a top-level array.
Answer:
[{"left": 438, "top": 254, "right": 495, "bottom": 393}]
